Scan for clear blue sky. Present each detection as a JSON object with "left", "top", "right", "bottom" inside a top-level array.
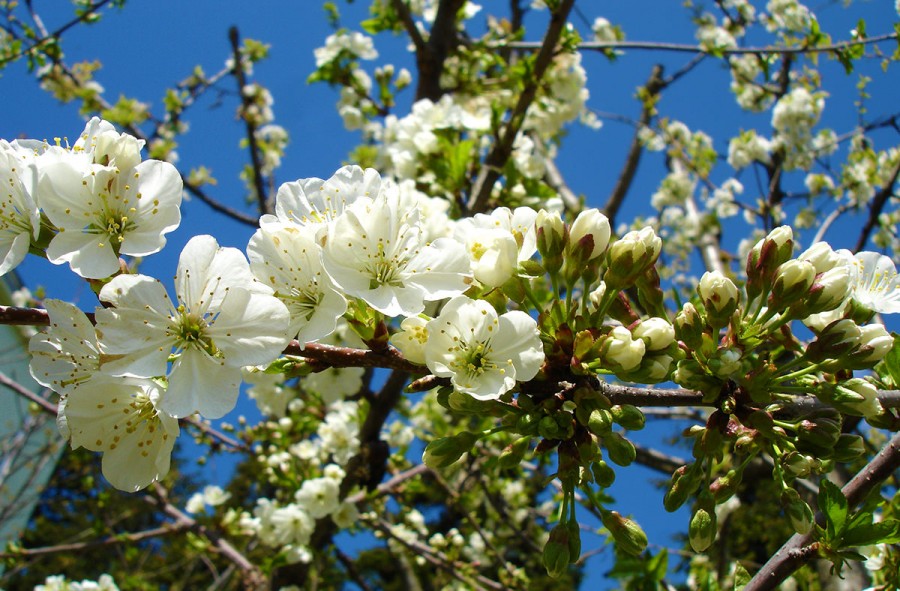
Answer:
[{"left": 2, "top": 1, "right": 898, "bottom": 587}]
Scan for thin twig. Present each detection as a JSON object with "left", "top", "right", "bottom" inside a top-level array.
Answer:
[
  {"left": 507, "top": 32, "right": 899, "bottom": 56},
  {"left": 745, "top": 430, "right": 900, "bottom": 591},
  {"left": 466, "top": 0, "right": 576, "bottom": 215},
  {"left": 854, "top": 159, "right": 900, "bottom": 252},
  {"left": 228, "top": 26, "right": 270, "bottom": 216}
]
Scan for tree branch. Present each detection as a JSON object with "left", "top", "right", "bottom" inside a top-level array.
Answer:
[
  {"left": 745, "top": 430, "right": 900, "bottom": 591},
  {"left": 507, "top": 31, "right": 899, "bottom": 56},
  {"left": 854, "top": 158, "right": 900, "bottom": 252},
  {"left": 466, "top": 0, "right": 576, "bottom": 215},
  {"left": 603, "top": 65, "right": 665, "bottom": 224},
  {"left": 228, "top": 26, "right": 271, "bottom": 216}
]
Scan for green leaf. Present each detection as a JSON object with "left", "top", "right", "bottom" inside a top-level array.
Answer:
[
  {"left": 734, "top": 562, "right": 751, "bottom": 590},
  {"left": 818, "top": 479, "right": 848, "bottom": 541},
  {"left": 843, "top": 519, "right": 900, "bottom": 548}
]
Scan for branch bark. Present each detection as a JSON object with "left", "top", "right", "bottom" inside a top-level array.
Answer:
[
  {"left": 745, "top": 430, "right": 900, "bottom": 591},
  {"left": 466, "top": 0, "right": 576, "bottom": 215}
]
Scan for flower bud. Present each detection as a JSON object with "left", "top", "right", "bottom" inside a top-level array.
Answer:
[
  {"left": 568, "top": 208, "right": 611, "bottom": 262},
  {"left": 746, "top": 226, "right": 794, "bottom": 300},
  {"left": 536, "top": 209, "right": 567, "bottom": 270},
  {"left": 603, "top": 326, "right": 646, "bottom": 372},
  {"left": 844, "top": 323, "right": 893, "bottom": 369},
  {"left": 781, "top": 489, "right": 813, "bottom": 534},
  {"left": 708, "top": 347, "right": 743, "bottom": 379},
  {"left": 601, "top": 510, "right": 648, "bottom": 556},
  {"left": 605, "top": 227, "right": 662, "bottom": 289},
  {"left": 674, "top": 302, "right": 704, "bottom": 349},
  {"left": 829, "top": 378, "right": 882, "bottom": 418},
  {"left": 780, "top": 451, "right": 812, "bottom": 479},
  {"left": 799, "top": 242, "right": 844, "bottom": 272},
  {"left": 603, "top": 431, "right": 636, "bottom": 466},
  {"left": 588, "top": 281, "right": 608, "bottom": 311},
  {"left": 769, "top": 259, "right": 816, "bottom": 309},
  {"left": 423, "top": 431, "right": 478, "bottom": 468},
  {"left": 498, "top": 436, "right": 532, "bottom": 470},
  {"left": 591, "top": 460, "right": 616, "bottom": 487},
  {"left": 796, "top": 416, "right": 841, "bottom": 453},
  {"left": 587, "top": 408, "right": 613, "bottom": 436},
  {"left": 689, "top": 506, "right": 716, "bottom": 552},
  {"left": 806, "top": 318, "right": 861, "bottom": 363},
  {"left": 664, "top": 464, "right": 700, "bottom": 512},
  {"left": 611, "top": 404, "right": 645, "bottom": 431},
  {"left": 698, "top": 271, "right": 739, "bottom": 325},
  {"left": 543, "top": 524, "right": 571, "bottom": 578},
  {"left": 796, "top": 264, "right": 851, "bottom": 317},
  {"left": 632, "top": 317, "right": 675, "bottom": 351},
  {"left": 709, "top": 469, "right": 742, "bottom": 502},
  {"left": 831, "top": 434, "right": 865, "bottom": 462}
]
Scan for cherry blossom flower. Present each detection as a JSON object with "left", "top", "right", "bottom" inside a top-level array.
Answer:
[
  {"left": 842, "top": 250, "right": 900, "bottom": 314},
  {"left": 0, "top": 141, "right": 40, "bottom": 276},
  {"left": 37, "top": 150, "right": 183, "bottom": 278},
  {"left": 323, "top": 191, "right": 470, "bottom": 317},
  {"left": 29, "top": 299, "right": 100, "bottom": 396},
  {"left": 247, "top": 222, "right": 347, "bottom": 344},
  {"left": 59, "top": 375, "right": 179, "bottom": 491},
  {"left": 424, "top": 296, "right": 544, "bottom": 400},
  {"left": 95, "top": 235, "right": 291, "bottom": 419},
  {"left": 262, "top": 165, "right": 383, "bottom": 233}
]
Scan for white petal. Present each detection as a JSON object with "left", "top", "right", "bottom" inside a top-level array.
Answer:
[{"left": 164, "top": 349, "right": 241, "bottom": 419}]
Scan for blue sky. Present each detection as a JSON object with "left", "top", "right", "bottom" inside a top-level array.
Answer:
[{"left": 2, "top": 1, "right": 899, "bottom": 588}]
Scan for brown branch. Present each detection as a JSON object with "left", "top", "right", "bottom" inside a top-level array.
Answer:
[
  {"left": 633, "top": 442, "right": 688, "bottom": 475},
  {"left": 0, "top": 522, "right": 191, "bottom": 559},
  {"left": 228, "top": 26, "right": 270, "bottom": 216},
  {"left": 466, "top": 0, "right": 576, "bottom": 215},
  {"left": 148, "top": 483, "right": 266, "bottom": 590},
  {"left": 603, "top": 65, "right": 665, "bottom": 224},
  {"left": 0, "top": 371, "right": 56, "bottom": 415},
  {"left": 854, "top": 159, "right": 900, "bottom": 252},
  {"left": 366, "top": 516, "right": 506, "bottom": 591},
  {"left": 745, "top": 430, "right": 900, "bottom": 591},
  {"left": 0, "top": 0, "right": 117, "bottom": 67},
  {"left": 507, "top": 31, "right": 900, "bottom": 56},
  {"left": 414, "top": 0, "right": 466, "bottom": 101},
  {"left": 390, "top": 0, "right": 428, "bottom": 55}
]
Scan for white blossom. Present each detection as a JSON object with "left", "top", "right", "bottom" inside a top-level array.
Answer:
[
  {"left": 95, "top": 235, "right": 291, "bottom": 419},
  {"left": 424, "top": 296, "right": 544, "bottom": 399}
]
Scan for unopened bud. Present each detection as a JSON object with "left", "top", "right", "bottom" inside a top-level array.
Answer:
[
  {"left": 587, "top": 408, "right": 613, "bottom": 436},
  {"left": 832, "top": 434, "right": 865, "bottom": 462},
  {"left": 844, "top": 323, "right": 893, "bottom": 369},
  {"left": 611, "top": 405, "right": 645, "bottom": 431},
  {"left": 567, "top": 208, "right": 611, "bottom": 267},
  {"left": 605, "top": 227, "right": 662, "bottom": 289},
  {"left": 543, "top": 524, "right": 571, "bottom": 578},
  {"left": 806, "top": 318, "right": 861, "bottom": 363},
  {"left": 781, "top": 489, "right": 813, "bottom": 534},
  {"left": 746, "top": 226, "right": 794, "bottom": 300},
  {"left": 591, "top": 460, "right": 616, "bottom": 487},
  {"left": 603, "top": 326, "right": 646, "bottom": 372},
  {"left": 632, "top": 317, "right": 675, "bottom": 351},
  {"left": 698, "top": 271, "right": 740, "bottom": 325},
  {"left": 601, "top": 510, "right": 648, "bottom": 556},
  {"left": 769, "top": 259, "right": 816, "bottom": 309},
  {"left": 423, "top": 431, "right": 478, "bottom": 468},
  {"left": 663, "top": 464, "right": 700, "bottom": 512},
  {"left": 603, "top": 431, "right": 636, "bottom": 466},
  {"left": 674, "top": 302, "right": 705, "bottom": 349},
  {"left": 536, "top": 209, "right": 567, "bottom": 271},
  {"left": 689, "top": 507, "right": 716, "bottom": 552},
  {"left": 498, "top": 436, "right": 532, "bottom": 470}
]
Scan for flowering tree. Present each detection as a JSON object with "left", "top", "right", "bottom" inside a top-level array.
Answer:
[{"left": 1, "top": 1, "right": 900, "bottom": 589}]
